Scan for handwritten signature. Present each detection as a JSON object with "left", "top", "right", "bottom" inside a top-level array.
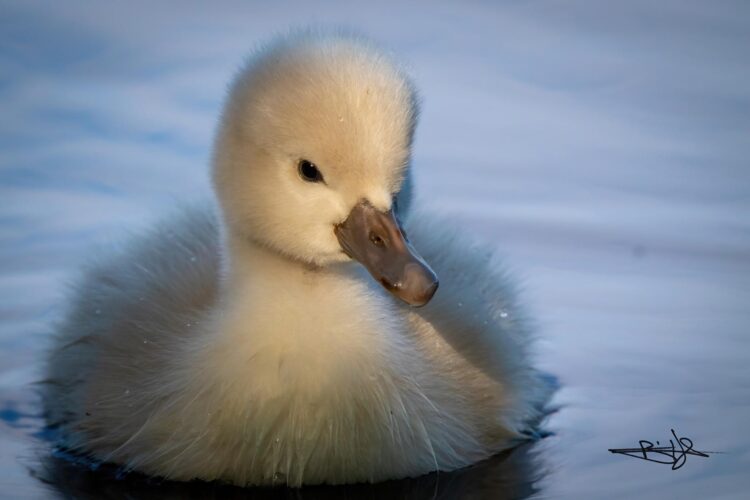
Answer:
[{"left": 609, "top": 429, "right": 718, "bottom": 470}]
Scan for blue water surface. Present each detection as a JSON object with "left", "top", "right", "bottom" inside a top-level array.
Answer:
[{"left": 1, "top": 1, "right": 749, "bottom": 498}]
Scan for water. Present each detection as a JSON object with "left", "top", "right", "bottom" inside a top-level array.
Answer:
[{"left": 1, "top": 1, "right": 749, "bottom": 498}]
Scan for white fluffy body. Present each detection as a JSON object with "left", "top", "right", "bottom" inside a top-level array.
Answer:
[{"left": 44, "top": 31, "right": 551, "bottom": 487}]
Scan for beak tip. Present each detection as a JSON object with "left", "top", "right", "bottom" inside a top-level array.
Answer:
[
  {"left": 425, "top": 278, "right": 440, "bottom": 300},
  {"left": 407, "top": 278, "right": 439, "bottom": 307}
]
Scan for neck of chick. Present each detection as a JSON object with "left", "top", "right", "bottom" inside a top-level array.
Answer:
[
  {"left": 225, "top": 231, "right": 317, "bottom": 293},
  {"left": 200, "top": 227, "right": 408, "bottom": 412},
  {"left": 220, "top": 230, "right": 327, "bottom": 332},
  {"left": 214, "top": 227, "right": 382, "bottom": 359}
]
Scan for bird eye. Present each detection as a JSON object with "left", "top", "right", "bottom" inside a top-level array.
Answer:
[{"left": 298, "top": 160, "right": 324, "bottom": 183}]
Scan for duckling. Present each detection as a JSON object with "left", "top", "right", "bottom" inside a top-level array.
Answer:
[{"left": 43, "top": 31, "right": 552, "bottom": 487}]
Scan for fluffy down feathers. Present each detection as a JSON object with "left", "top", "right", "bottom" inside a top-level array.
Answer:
[{"left": 44, "top": 30, "right": 552, "bottom": 487}]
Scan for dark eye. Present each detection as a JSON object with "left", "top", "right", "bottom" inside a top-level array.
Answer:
[{"left": 298, "top": 160, "right": 324, "bottom": 183}]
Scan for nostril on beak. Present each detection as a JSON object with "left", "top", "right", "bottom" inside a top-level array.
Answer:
[
  {"left": 369, "top": 231, "right": 386, "bottom": 248},
  {"left": 379, "top": 277, "right": 398, "bottom": 291}
]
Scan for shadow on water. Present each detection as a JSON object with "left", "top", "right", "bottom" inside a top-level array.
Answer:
[{"left": 29, "top": 442, "right": 546, "bottom": 500}]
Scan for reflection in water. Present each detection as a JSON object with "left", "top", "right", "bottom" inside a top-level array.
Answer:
[{"left": 31, "top": 441, "right": 546, "bottom": 500}]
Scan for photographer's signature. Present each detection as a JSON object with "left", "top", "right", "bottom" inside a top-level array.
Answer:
[{"left": 609, "top": 429, "right": 719, "bottom": 470}]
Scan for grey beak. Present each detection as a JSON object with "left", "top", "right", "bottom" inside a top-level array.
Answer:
[{"left": 334, "top": 200, "right": 438, "bottom": 307}]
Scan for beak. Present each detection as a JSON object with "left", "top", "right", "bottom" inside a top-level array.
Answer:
[{"left": 334, "top": 200, "right": 439, "bottom": 307}]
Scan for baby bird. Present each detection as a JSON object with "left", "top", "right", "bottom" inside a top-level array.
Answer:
[{"left": 44, "top": 31, "right": 552, "bottom": 487}]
